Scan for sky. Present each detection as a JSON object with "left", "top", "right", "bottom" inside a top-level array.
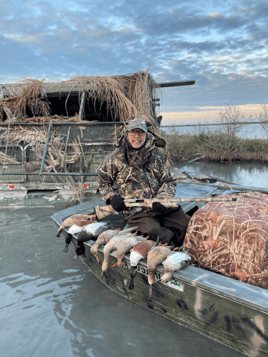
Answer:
[{"left": 0, "top": 0, "right": 267, "bottom": 124}]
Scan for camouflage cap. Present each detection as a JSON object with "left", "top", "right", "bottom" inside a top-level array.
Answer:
[{"left": 126, "top": 118, "right": 147, "bottom": 133}]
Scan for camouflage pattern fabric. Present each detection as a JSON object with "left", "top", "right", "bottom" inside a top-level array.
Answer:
[
  {"left": 183, "top": 192, "right": 268, "bottom": 288},
  {"left": 97, "top": 131, "right": 175, "bottom": 217}
]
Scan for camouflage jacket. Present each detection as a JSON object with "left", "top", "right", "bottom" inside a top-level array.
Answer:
[{"left": 97, "top": 131, "right": 175, "bottom": 215}]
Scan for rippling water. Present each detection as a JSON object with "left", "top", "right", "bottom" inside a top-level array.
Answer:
[
  {"left": 173, "top": 161, "right": 268, "bottom": 189},
  {"left": 1, "top": 162, "right": 263, "bottom": 357}
]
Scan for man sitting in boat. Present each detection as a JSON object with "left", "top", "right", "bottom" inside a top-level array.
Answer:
[{"left": 97, "top": 118, "right": 190, "bottom": 246}]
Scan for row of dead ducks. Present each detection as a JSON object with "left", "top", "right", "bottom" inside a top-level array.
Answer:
[{"left": 57, "top": 213, "right": 191, "bottom": 296}]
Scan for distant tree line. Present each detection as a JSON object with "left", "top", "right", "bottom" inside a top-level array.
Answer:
[{"left": 161, "top": 104, "right": 268, "bottom": 163}]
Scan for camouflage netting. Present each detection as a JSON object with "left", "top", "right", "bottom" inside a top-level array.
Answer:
[
  {"left": 184, "top": 192, "right": 268, "bottom": 288},
  {"left": 0, "top": 68, "right": 159, "bottom": 125}
]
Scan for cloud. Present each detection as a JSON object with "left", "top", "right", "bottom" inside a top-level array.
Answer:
[
  {"left": 4, "top": 33, "right": 42, "bottom": 42},
  {"left": 0, "top": 0, "right": 267, "bottom": 115},
  {"left": 160, "top": 103, "right": 266, "bottom": 125}
]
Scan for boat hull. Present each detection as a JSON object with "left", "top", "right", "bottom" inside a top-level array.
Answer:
[
  {"left": 51, "top": 188, "right": 268, "bottom": 357},
  {"left": 74, "top": 238, "right": 268, "bottom": 357}
]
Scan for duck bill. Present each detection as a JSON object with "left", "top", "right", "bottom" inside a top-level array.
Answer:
[
  {"left": 129, "top": 266, "right": 137, "bottom": 290},
  {"left": 129, "top": 276, "right": 135, "bottom": 290}
]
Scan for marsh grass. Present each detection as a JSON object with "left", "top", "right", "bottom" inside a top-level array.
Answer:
[
  {"left": 162, "top": 132, "right": 268, "bottom": 163},
  {"left": 162, "top": 105, "right": 268, "bottom": 163}
]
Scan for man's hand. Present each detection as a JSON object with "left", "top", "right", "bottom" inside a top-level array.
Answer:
[
  {"left": 110, "top": 195, "right": 127, "bottom": 212},
  {"left": 152, "top": 201, "right": 168, "bottom": 213}
]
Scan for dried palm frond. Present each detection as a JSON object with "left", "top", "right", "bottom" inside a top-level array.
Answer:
[
  {"left": 0, "top": 79, "right": 50, "bottom": 121},
  {"left": 0, "top": 70, "right": 158, "bottom": 123}
]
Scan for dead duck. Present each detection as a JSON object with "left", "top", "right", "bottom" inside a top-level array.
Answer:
[
  {"left": 91, "top": 226, "right": 137, "bottom": 263},
  {"left": 57, "top": 213, "right": 96, "bottom": 237},
  {"left": 112, "top": 235, "right": 144, "bottom": 268},
  {"left": 101, "top": 232, "right": 133, "bottom": 276},
  {"left": 147, "top": 245, "right": 172, "bottom": 296},
  {"left": 75, "top": 222, "right": 110, "bottom": 256},
  {"left": 63, "top": 220, "right": 93, "bottom": 253},
  {"left": 161, "top": 251, "right": 192, "bottom": 283},
  {"left": 91, "top": 229, "right": 120, "bottom": 263},
  {"left": 129, "top": 238, "right": 156, "bottom": 290},
  {"left": 68, "top": 220, "right": 92, "bottom": 234},
  {"left": 130, "top": 239, "right": 156, "bottom": 267}
]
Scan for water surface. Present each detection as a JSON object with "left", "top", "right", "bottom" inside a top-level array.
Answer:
[{"left": 174, "top": 161, "right": 268, "bottom": 189}]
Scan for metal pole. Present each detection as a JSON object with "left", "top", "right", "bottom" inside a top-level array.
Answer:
[
  {"left": 161, "top": 121, "right": 268, "bottom": 128},
  {"left": 0, "top": 121, "right": 125, "bottom": 127},
  {"left": 157, "top": 80, "right": 195, "bottom": 88},
  {"left": 0, "top": 172, "right": 98, "bottom": 176},
  {"left": 40, "top": 123, "right": 51, "bottom": 172}
]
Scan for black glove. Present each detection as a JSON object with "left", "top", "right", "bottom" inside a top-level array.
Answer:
[
  {"left": 110, "top": 195, "right": 126, "bottom": 212},
  {"left": 152, "top": 201, "right": 168, "bottom": 214}
]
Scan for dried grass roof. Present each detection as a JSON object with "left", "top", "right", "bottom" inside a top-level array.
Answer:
[{"left": 0, "top": 69, "right": 159, "bottom": 125}]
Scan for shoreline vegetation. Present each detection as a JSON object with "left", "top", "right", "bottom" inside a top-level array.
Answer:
[{"left": 161, "top": 105, "right": 268, "bottom": 163}]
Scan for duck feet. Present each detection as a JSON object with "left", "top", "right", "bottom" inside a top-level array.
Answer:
[{"left": 88, "top": 214, "right": 97, "bottom": 223}]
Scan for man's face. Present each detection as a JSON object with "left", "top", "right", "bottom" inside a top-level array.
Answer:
[{"left": 127, "top": 128, "right": 146, "bottom": 149}]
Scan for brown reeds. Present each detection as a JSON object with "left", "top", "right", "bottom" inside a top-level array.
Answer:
[
  {"left": 66, "top": 176, "right": 86, "bottom": 203},
  {"left": 0, "top": 79, "right": 50, "bottom": 121},
  {"left": 0, "top": 152, "right": 19, "bottom": 164},
  {"left": 0, "top": 125, "right": 84, "bottom": 172},
  {"left": 0, "top": 69, "right": 157, "bottom": 124}
]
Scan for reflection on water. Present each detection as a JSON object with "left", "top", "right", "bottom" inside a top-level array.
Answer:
[
  {"left": 0, "top": 205, "right": 247, "bottom": 356},
  {"left": 173, "top": 161, "right": 268, "bottom": 189}
]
